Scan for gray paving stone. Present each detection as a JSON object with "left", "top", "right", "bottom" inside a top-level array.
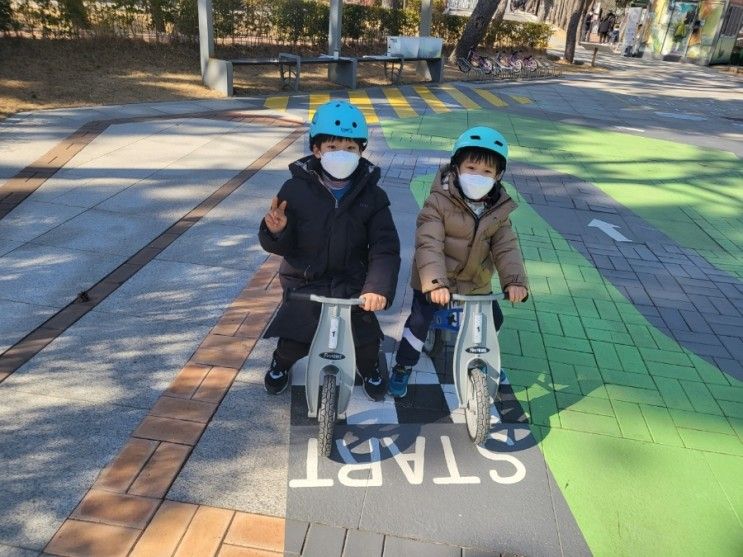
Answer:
[
  {"left": 156, "top": 222, "right": 268, "bottom": 272},
  {"left": 285, "top": 519, "right": 309, "bottom": 556},
  {"left": 303, "top": 523, "right": 347, "bottom": 557},
  {"left": 0, "top": 300, "right": 57, "bottom": 353},
  {"left": 0, "top": 544, "right": 39, "bottom": 557},
  {"left": 29, "top": 208, "right": 169, "bottom": 256},
  {"left": 168, "top": 381, "right": 290, "bottom": 517},
  {"left": 461, "top": 549, "right": 500, "bottom": 557},
  {"left": 0, "top": 239, "right": 23, "bottom": 258},
  {"left": 678, "top": 341, "right": 731, "bottom": 359},
  {"left": 0, "top": 201, "right": 86, "bottom": 243},
  {"left": 343, "top": 529, "right": 384, "bottom": 557},
  {"left": 0, "top": 389, "right": 144, "bottom": 550},
  {"left": 0, "top": 243, "right": 126, "bottom": 308},
  {"left": 657, "top": 308, "right": 691, "bottom": 332},
  {"left": 7, "top": 309, "right": 216, "bottom": 408},
  {"left": 679, "top": 310, "right": 713, "bottom": 334},
  {"left": 95, "top": 259, "right": 251, "bottom": 320},
  {"left": 382, "top": 536, "right": 459, "bottom": 557},
  {"left": 718, "top": 336, "right": 743, "bottom": 362}
]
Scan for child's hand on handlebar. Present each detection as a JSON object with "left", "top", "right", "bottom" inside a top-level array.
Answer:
[
  {"left": 430, "top": 287, "right": 451, "bottom": 306},
  {"left": 505, "top": 285, "right": 528, "bottom": 303},
  {"left": 360, "top": 293, "right": 387, "bottom": 312}
]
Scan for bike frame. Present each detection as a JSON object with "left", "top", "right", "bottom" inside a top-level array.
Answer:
[
  {"left": 303, "top": 294, "right": 363, "bottom": 419},
  {"left": 450, "top": 293, "right": 504, "bottom": 408}
]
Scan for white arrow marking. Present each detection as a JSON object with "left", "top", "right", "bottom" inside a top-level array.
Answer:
[{"left": 588, "top": 219, "right": 632, "bottom": 242}]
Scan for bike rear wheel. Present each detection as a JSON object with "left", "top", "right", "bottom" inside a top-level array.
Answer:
[
  {"left": 457, "top": 58, "right": 471, "bottom": 73},
  {"left": 465, "top": 368, "right": 490, "bottom": 445},
  {"left": 482, "top": 58, "right": 495, "bottom": 74},
  {"left": 318, "top": 374, "right": 337, "bottom": 457}
]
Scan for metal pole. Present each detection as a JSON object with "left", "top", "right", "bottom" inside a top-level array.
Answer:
[
  {"left": 329, "top": 0, "right": 342, "bottom": 57},
  {"left": 197, "top": 0, "right": 215, "bottom": 77},
  {"left": 420, "top": 0, "right": 432, "bottom": 36}
]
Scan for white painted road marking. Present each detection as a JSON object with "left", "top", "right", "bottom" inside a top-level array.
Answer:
[
  {"left": 290, "top": 433, "right": 527, "bottom": 488},
  {"left": 588, "top": 219, "right": 632, "bottom": 242}
]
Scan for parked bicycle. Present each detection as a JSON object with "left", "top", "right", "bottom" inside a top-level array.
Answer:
[{"left": 457, "top": 47, "right": 495, "bottom": 74}]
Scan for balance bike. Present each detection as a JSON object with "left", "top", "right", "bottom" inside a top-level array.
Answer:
[
  {"left": 425, "top": 293, "right": 505, "bottom": 446},
  {"left": 288, "top": 292, "right": 385, "bottom": 457}
]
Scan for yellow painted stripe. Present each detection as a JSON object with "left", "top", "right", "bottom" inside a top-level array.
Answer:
[
  {"left": 308, "top": 92, "right": 331, "bottom": 122},
  {"left": 382, "top": 87, "right": 417, "bottom": 119},
  {"left": 508, "top": 94, "right": 533, "bottom": 104},
  {"left": 439, "top": 84, "right": 480, "bottom": 110},
  {"left": 413, "top": 85, "right": 449, "bottom": 113},
  {"left": 347, "top": 89, "right": 379, "bottom": 124},
  {"left": 264, "top": 95, "right": 289, "bottom": 112},
  {"left": 473, "top": 89, "right": 508, "bottom": 108}
]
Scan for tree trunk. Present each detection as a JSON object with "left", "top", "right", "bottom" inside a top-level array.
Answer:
[
  {"left": 148, "top": 0, "right": 166, "bottom": 33},
  {"left": 537, "top": 0, "right": 552, "bottom": 21},
  {"left": 448, "top": 0, "right": 502, "bottom": 63},
  {"left": 381, "top": 0, "right": 402, "bottom": 8},
  {"left": 492, "top": 0, "right": 508, "bottom": 26},
  {"left": 563, "top": 0, "right": 587, "bottom": 62}
]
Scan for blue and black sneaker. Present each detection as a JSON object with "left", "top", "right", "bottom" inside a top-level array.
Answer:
[{"left": 388, "top": 364, "right": 412, "bottom": 398}]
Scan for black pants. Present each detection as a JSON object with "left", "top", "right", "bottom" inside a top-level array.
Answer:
[
  {"left": 273, "top": 337, "right": 380, "bottom": 378},
  {"left": 395, "top": 290, "right": 504, "bottom": 367}
]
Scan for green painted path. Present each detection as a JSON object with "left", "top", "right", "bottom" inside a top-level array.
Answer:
[{"left": 399, "top": 110, "right": 743, "bottom": 556}]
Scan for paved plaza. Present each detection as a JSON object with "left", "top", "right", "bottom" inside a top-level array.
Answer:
[{"left": 0, "top": 53, "right": 742, "bottom": 557}]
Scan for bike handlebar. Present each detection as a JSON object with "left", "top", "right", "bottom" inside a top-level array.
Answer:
[
  {"left": 287, "top": 291, "right": 365, "bottom": 306},
  {"left": 451, "top": 292, "right": 507, "bottom": 302}
]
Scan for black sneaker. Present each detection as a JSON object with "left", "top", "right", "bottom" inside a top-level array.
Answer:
[
  {"left": 361, "top": 367, "right": 386, "bottom": 402},
  {"left": 264, "top": 360, "right": 289, "bottom": 395}
]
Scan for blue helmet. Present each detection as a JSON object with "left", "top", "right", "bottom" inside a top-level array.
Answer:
[
  {"left": 309, "top": 100, "right": 368, "bottom": 149},
  {"left": 451, "top": 126, "right": 509, "bottom": 169}
]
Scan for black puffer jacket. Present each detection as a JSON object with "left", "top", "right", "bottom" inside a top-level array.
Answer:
[{"left": 259, "top": 155, "right": 401, "bottom": 345}]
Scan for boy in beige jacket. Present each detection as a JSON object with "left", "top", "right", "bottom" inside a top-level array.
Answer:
[{"left": 388, "top": 126, "right": 528, "bottom": 398}]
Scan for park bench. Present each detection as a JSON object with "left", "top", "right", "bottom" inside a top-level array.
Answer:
[
  {"left": 202, "top": 36, "right": 444, "bottom": 96},
  {"left": 206, "top": 54, "right": 356, "bottom": 95},
  {"left": 358, "top": 54, "right": 443, "bottom": 84}
]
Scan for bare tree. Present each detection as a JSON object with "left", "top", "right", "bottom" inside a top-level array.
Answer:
[{"left": 448, "top": 0, "right": 503, "bottom": 63}]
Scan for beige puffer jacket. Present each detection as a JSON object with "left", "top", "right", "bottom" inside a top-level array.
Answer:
[{"left": 411, "top": 166, "right": 528, "bottom": 294}]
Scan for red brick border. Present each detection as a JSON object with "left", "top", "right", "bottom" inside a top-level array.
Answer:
[{"left": 44, "top": 255, "right": 286, "bottom": 557}]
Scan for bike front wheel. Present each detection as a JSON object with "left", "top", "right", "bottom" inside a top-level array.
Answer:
[
  {"left": 318, "top": 374, "right": 337, "bottom": 457},
  {"left": 482, "top": 58, "right": 495, "bottom": 74},
  {"left": 457, "top": 58, "right": 471, "bottom": 73},
  {"left": 465, "top": 368, "right": 490, "bottom": 445}
]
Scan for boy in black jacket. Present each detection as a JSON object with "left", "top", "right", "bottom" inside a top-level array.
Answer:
[{"left": 258, "top": 100, "right": 401, "bottom": 401}]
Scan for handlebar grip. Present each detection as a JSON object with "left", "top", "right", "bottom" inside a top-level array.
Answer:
[{"left": 286, "top": 291, "right": 314, "bottom": 303}]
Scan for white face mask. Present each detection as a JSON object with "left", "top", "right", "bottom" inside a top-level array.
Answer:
[
  {"left": 320, "top": 150, "right": 360, "bottom": 179},
  {"left": 458, "top": 173, "right": 495, "bottom": 200}
]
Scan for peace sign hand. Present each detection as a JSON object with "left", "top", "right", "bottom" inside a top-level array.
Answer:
[{"left": 265, "top": 197, "right": 288, "bottom": 234}]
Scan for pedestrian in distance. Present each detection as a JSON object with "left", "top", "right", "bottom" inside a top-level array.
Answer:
[
  {"left": 388, "top": 127, "right": 529, "bottom": 398},
  {"left": 599, "top": 12, "right": 616, "bottom": 43},
  {"left": 259, "top": 100, "right": 401, "bottom": 401},
  {"left": 583, "top": 12, "right": 594, "bottom": 42}
]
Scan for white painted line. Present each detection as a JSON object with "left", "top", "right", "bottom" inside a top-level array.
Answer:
[
  {"left": 654, "top": 111, "right": 707, "bottom": 121},
  {"left": 613, "top": 126, "right": 646, "bottom": 132},
  {"left": 588, "top": 218, "right": 632, "bottom": 242}
]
